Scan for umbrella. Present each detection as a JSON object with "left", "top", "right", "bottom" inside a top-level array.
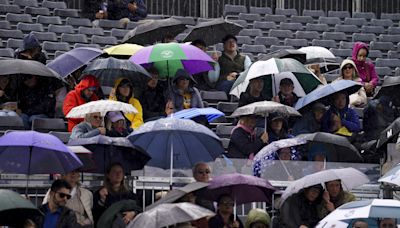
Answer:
[
  {"left": 169, "top": 107, "right": 225, "bottom": 122},
  {"left": 67, "top": 146, "right": 96, "bottom": 172},
  {"left": 374, "top": 76, "right": 400, "bottom": 106},
  {"left": 0, "top": 59, "right": 62, "bottom": 79},
  {"left": 47, "top": 47, "right": 104, "bottom": 78},
  {"left": 182, "top": 18, "right": 244, "bottom": 46},
  {"left": 97, "top": 200, "right": 142, "bottom": 228},
  {"left": 297, "top": 132, "right": 363, "bottom": 162},
  {"left": 82, "top": 57, "right": 151, "bottom": 87},
  {"left": 258, "top": 49, "right": 307, "bottom": 64},
  {"left": 378, "top": 162, "right": 400, "bottom": 186},
  {"left": 122, "top": 18, "right": 187, "bottom": 45},
  {"left": 298, "top": 46, "right": 340, "bottom": 73},
  {"left": 280, "top": 168, "right": 369, "bottom": 207},
  {"left": 146, "top": 182, "right": 209, "bottom": 210},
  {"left": 68, "top": 135, "right": 151, "bottom": 174},
  {"left": 316, "top": 220, "right": 351, "bottom": 228},
  {"left": 230, "top": 58, "right": 322, "bottom": 98},
  {"left": 104, "top": 43, "right": 143, "bottom": 58},
  {"left": 127, "top": 202, "right": 215, "bottom": 228},
  {"left": 65, "top": 100, "right": 138, "bottom": 118},
  {"left": 0, "top": 131, "right": 83, "bottom": 195},
  {"left": 130, "top": 42, "right": 215, "bottom": 78},
  {"left": 317, "top": 199, "right": 400, "bottom": 224},
  {"left": 231, "top": 101, "right": 301, "bottom": 118},
  {"left": 376, "top": 117, "right": 400, "bottom": 150},
  {"left": 295, "top": 80, "right": 362, "bottom": 111},
  {"left": 0, "top": 189, "right": 43, "bottom": 227},
  {"left": 127, "top": 118, "right": 224, "bottom": 186},
  {"left": 253, "top": 138, "right": 307, "bottom": 177}
]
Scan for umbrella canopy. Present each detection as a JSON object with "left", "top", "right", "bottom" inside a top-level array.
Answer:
[
  {"left": 97, "top": 200, "right": 142, "bottom": 228},
  {"left": 374, "top": 76, "right": 400, "bottom": 106},
  {"left": 65, "top": 100, "right": 138, "bottom": 118},
  {"left": 295, "top": 80, "right": 362, "bottom": 111},
  {"left": 297, "top": 132, "right": 363, "bottom": 162},
  {"left": 47, "top": 47, "right": 104, "bottom": 78},
  {"left": 122, "top": 18, "right": 187, "bottom": 45},
  {"left": 170, "top": 107, "right": 225, "bottom": 122},
  {"left": 316, "top": 220, "right": 353, "bottom": 228},
  {"left": 0, "top": 189, "right": 43, "bottom": 227},
  {"left": 146, "top": 182, "right": 209, "bottom": 210},
  {"left": 230, "top": 58, "right": 321, "bottom": 98},
  {"left": 68, "top": 135, "right": 151, "bottom": 174},
  {"left": 376, "top": 117, "right": 400, "bottom": 150},
  {"left": 104, "top": 43, "right": 143, "bottom": 57},
  {"left": 205, "top": 173, "right": 276, "bottom": 205},
  {"left": 230, "top": 101, "right": 301, "bottom": 118},
  {"left": 67, "top": 146, "right": 96, "bottom": 172},
  {"left": 298, "top": 46, "right": 336, "bottom": 61},
  {"left": 82, "top": 57, "right": 151, "bottom": 87},
  {"left": 0, "top": 59, "right": 62, "bottom": 79},
  {"left": 127, "top": 202, "right": 215, "bottom": 228},
  {"left": 280, "top": 168, "right": 369, "bottom": 207},
  {"left": 0, "top": 131, "right": 82, "bottom": 174},
  {"left": 378, "top": 163, "right": 400, "bottom": 186},
  {"left": 258, "top": 49, "right": 307, "bottom": 64},
  {"left": 130, "top": 42, "right": 215, "bottom": 78},
  {"left": 182, "top": 18, "right": 244, "bottom": 46}
]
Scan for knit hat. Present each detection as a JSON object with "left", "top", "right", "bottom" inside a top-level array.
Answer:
[{"left": 22, "top": 33, "right": 41, "bottom": 51}]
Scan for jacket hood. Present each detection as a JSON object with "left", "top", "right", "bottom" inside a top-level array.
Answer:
[
  {"left": 75, "top": 75, "right": 99, "bottom": 94},
  {"left": 339, "top": 59, "right": 360, "bottom": 80},
  {"left": 352, "top": 42, "right": 369, "bottom": 64},
  {"left": 112, "top": 77, "right": 134, "bottom": 101},
  {"left": 172, "top": 69, "right": 197, "bottom": 84}
]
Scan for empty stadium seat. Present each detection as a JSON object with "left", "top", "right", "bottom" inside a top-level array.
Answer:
[
  {"left": 0, "top": 29, "right": 23, "bottom": 39},
  {"left": 49, "top": 131, "right": 70, "bottom": 143},
  {"left": 328, "top": 10, "right": 350, "bottom": 19},
  {"left": 91, "top": 35, "right": 118, "bottom": 45},
  {"left": 339, "top": 41, "right": 354, "bottom": 49},
  {"left": 200, "top": 91, "right": 228, "bottom": 103},
  {"left": 242, "top": 44, "right": 267, "bottom": 54},
  {"left": 216, "top": 125, "right": 235, "bottom": 138},
  {"left": 344, "top": 18, "right": 367, "bottom": 27},
  {"left": 352, "top": 33, "right": 376, "bottom": 42},
  {"left": 388, "top": 51, "right": 400, "bottom": 59},
  {"left": 98, "top": 19, "right": 125, "bottom": 29},
  {"left": 18, "top": 22, "right": 44, "bottom": 34},
  {"left": 305, "top": 23, "right": 329, "bottom": 32},
  {"left": 375, "top": 58, "right": 400, "bottom": 68},
  {"left": 265, "top": 14, "right": 287, "bottom": 23},
  {"left": 335, "top": 24, "right": 358, "bottom": 33},
  {"left": 322, "top": 32, "right": 347, "bottom": 41},
  {"left": 74, "top": 43, "right": 101, "bottom": 49},
  {"left": 37, "top": 15, "right": 62, "bottom": 25},
  {"left": 284, "top": 38, "right": 308, "bottom": 48},
  {"left": 43, "top": 41, "right": 71, "bottom": 52},
  {"left": 6, "top": 13, "right": 33, "bottom": 23},
  {"left": 375, "top": 67, "right": 392, "bottom": 77},
  {"left": 31, "top": 31, "right": 57, "bottom": 41},
  {"left": 396, "top": 67, "right": 400, "bottom": 76},
  {"left": 379, "top": 34, "right": 400, "bottom": 43},
  {"left": 290, "top": 15, "right": 313, "bottom": 24},
  {"left": 6, "top": 38, "right": 23, "bottom": 49},
  {"left": 236, "top": 36, "right": 252, "bottom": 45},
  {"left": 269, "top": 29, "right": 293, "bottom": 39},
  {"left": 238, "top": 28, "right": 262, "bottom": 37},
  {"left": 369, "top": 41, "right": 394, "bottom": 51},
  {"left": 275, "top": 8, "right": 298, "bottom": 17},
  {"left": 0, "top": 48, "right": 14, "bottom": 57},
  {"left": 78, "top": 26, "right": 104, "bottom": 36},
  {"left": 295, "top": 31, "right": 319, "bottom": 40},
  {"left": 352, "top": 12, "right": 376, "bottom": 20},
  {"left": 255, "top": 36, "right": 279, "bottom": 46},
  {"left": 224, "top": 4, "right": 247, "bottom": 16},
  {"left": 42, "top": 0, "right": 67, "bottom": 9},
  {"left": 48, "top": 24, "right": 74, "bottom": 34},
  {"left": 279, "top": 22, "right": 302, "bottom": 31},
  {"left": 381, "top": 13, "right": 400, "bottom": 22},
  {"left": 238, "top": 13, "right": 261, "bottom": 22},
  {"left": 61, "top": 33, "right": 88, "bottom": 43},
  {"left": 312, "top": 39, "right": 337, "bottom": 48},
  {"left": 318, "top": 16, "right": 341, "bottom": 25},
  {"left": 253, "top": 21, "right": 276, "bottom": 30},
  {"left": 14, "top": 0, "right": 38, "bottom": 7},
  {"left": 24, "top": 6, "right": 50, "bottom": 16},
  {"left": 0, "top": 21, "right": 10, "bottom": 29},
  {"left": 329, "top": 48, "right": 352, "bottom": 59},
  {"left": 0, "top": 0, "right": 9, "bottom": 4},
  {"left": 361, "top": 25, "right": 385, "bottom": 34},
  {"left": 368, "top": 50, "right": 383, "bottom": 59},
  {"left": 302, "top": 9, "right": 325, "bottom": 18},
  {"left": 389, "top": 27, "right": 400, "bottom": 35},
  {"left": 54, "top": 50, "right": 66, "bottom": 58},
  {"left": 270, "top": 45, "right": 294, "bottom": 52},
  {"left": 54, "top": 8, "right": 79, "bottom": 18},
  {"left": 66, "top": 17, "right": 92, "bottom": 27},
  {"left": 111, "top": 28, "right": 129, "bottom": 39},
  {"left": 0, "top": 116, "right": 24, "bottom": 131},
  {"left": 0, "top": 4, "right": 20, "bottom": 14},
  {"left": 249, "top": 6, "right": 272, "bottom": 15},
  {"left": 31, "top": 118, "right": 66, "bottom": 132},
  {"left": 371, "top": 18, "right": 393, "bottom": 27}
]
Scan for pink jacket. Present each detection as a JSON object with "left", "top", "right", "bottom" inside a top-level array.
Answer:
[{"left": 351, "top": 42, "right": 378, "bottom": 86}]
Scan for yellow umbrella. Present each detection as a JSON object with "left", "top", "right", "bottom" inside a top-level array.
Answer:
[{"left": 104, "top": 43, "right": 143, "bottom": 56}]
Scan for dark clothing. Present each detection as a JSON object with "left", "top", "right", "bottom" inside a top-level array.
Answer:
[
  {"left": 277, "top": 91, "right": 299, "bottom": 107},
  {"left": 81, "top": 0, "right": 103, "bottom": 20},
  {"left": 363, "top": 98, "right": 396, "bottom": 141},
  {"left": 92, "top": 188, "right": 139, "bottom": 226},
  {"left": 292, "top": 112, "right": 322, "bottom": 135},
  {"left": 16, "top": 51, "right": 47, "bottom": 65},
  {"left": 0, "top": 79, "right": 17, "bottom": 105},
  {"left": 228, "top": 126, "right": 266, "bottom": 159},
  {"left": 208, "top": 213, "right": 244, "bottom": 228},
  {"left": 195, "top": 196, "right": 215, "bottom": 212},
  {"left": 18, "top": 78, "right": 55, "bottom": 117},
  {"left": 106, "top": 128, "right": 131, "bottom": 137},
  {"left": 34, "top": 204, "right": 83, "bottom": 228},
  {"left": 279, "top": 192, "right": 321, "bottom": 228},
  {"left": 321, "top": 105, "right": 361, "bottom": 133},
  {"left": 193, "top": 72, "right": 215, "bottom": 91},
  {"left": 138, "top": 82, "right": 167, "bottom": 121},
  {"left": 238, "top": 92, "right": 269, "bottom": 107},
  {"left": 107, "top": 0, "right": 147, "bottom": 21},
  {"left": 218, "top": 52, "right": 246, "bottom": 81}
]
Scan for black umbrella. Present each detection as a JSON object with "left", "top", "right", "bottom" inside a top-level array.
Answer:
[
  {"left": 182, "top": 18, "right": 244, "bottom": 46},
  {"left": 377, "top": 117, "right": 400, "bottom": 150},
  {"left": 122, "top": 18, "right": 187, "bottom": 45},
  {"left": 374, "top": 76, "right": 400, "bottom": 106},
  {"left": 258, "top": 49, "right": 307, "bottom": 64},
  {"left": 68, "top": 135, "right": 151, "bottom": 174},
  {"left": 0, "top": 59, "right": 62, "bottom": 79},
  {"left": 297, "top": 132, "right": 363, "bottom": 162}
]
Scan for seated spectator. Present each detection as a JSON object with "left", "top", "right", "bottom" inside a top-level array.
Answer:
[
  {"left": 292, "top": 103, "right": 326, "bottom": 135},
  {"left": 245, "top": 208, "right": 270, "bottom": 228},
  {"left": 63, "top": 75, "right": 100, "bottom": 132},
  {"left": 239, "top": 77, "right": 269, "bottom": 107},
  {"left": 107, "top": 0, "right": 147, "bottom": 23},
  {"left": 378, "top": 218, "right": 397, "bottom": 228},
  {"left": 192, "top": 162, "right": 215, "bottom": 212},
  {"left": 216, "top": 34, "right": 251, "bottom": 95},
  {"left": 334, "top": 59, "right": 367, "bottom": 107},
  {"left": 81, "top": 0, "right": 104, "bottom": 20},
  {"left": 33, "top": 179, "right": 82, "bottom": 228},
  {"left": 279, "top": 184, "right": 323, "bottom": 228},
  {"left": 138, "top": 67, "right": 169, "bottom": 121},
  {"left": 272, "top": 78, "right": 299, "bottom": 107},
  {"left": 321, "top": 92, "right": 361, "bottom": 136},
  {"left": 352, "top": 220, "right": 369, "bottom": 228},
  {"left": 105, "top": 111, "right": 131, "bottom": 137},
  {"left": 268, "top": 113, "right": 292, "bottom": 143},
  {"left": 92, "top": 162, "right": 140, "bottom": 225},
  {"left": 228, "top": 115, "right": 268, "bottom": 159},
  {"left": 308, "top": 64, "right": 327, "bottom": 85},
  {"left": 0, "top": 75, "right": 16, "bottom": 106},
  {"left": 303, "top": 143, "right": 330, "bottom": 175},
  {"left": 318, "top": 179, "right": 356, "bottom": 219},
  {"left": 208, "top": 194, "right": 244, "bottom": 228},
  {"left": 70, "top": 112, "right": 106, "bottom": 139},
  {"left": 109, "top": 78, "right": 143, "bottom": 129},
  {"left": 191, "top": 39, "right": 218, "bottom": 91},
  {"left": 352, "top": 42, "right": 378, "bottom": 96},
  {"left": 18, "top": 75, "right": 55, "bottom": 129},
  {"left": 168, "top": 69, "right": 203, "bottom": 112},
  {"left": 42, "top": 169, "right": 94, "bottom": 227},
  {"left": 17, "top": 33, "right": 47, "bottom": 64}
]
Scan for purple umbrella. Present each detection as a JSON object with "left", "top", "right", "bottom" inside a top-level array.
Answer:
[{"left": 0, "top": 131, "right": 83, "bottom": 195}]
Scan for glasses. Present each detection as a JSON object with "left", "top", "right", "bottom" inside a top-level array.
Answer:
[
  {"left": 57, "top": 192, "right": 71, "bottom": 200},
  {"left": 197, "top": 169, "right": 210, "bottom": 175},
  {"left": 92, "top": 115, "right": 102, "bottom": 120},
  {"left": 343, "top": 65, "right": 354, "bottom": 70}
]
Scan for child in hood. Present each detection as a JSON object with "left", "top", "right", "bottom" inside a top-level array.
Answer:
[{"left": 352, "top": 42, "right": 379, "bottom": 96}]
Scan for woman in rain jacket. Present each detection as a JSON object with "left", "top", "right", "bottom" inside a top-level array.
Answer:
[{"left": 352, "top": 42, "right": 378, "bottom": 95}]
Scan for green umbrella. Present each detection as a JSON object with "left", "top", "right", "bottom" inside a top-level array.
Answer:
[
  {"left": 229, "top": 58, "right": 322, "bottom": 99},
  {"left": 97, "top": 200, "right": 142, "bottom": 228},
  {"left": 0, "top": 189, "right": 43, "bottom": 227}
]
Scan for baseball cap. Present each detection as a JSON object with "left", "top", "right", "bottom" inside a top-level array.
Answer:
[{"left": 107, "top": 111, "right": 125, "bottom": 123}]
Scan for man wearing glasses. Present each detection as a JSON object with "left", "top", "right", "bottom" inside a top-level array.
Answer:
[
  {"left": 35, "top": 179, "right": 83, "bottom": 228},
  {"left": 192, "top": 162, "right": 215, "bottom": 212}
]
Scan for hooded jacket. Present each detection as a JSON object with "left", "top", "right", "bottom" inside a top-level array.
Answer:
[
  {"left": 351, "top": 42, "right": 378, "bottom": 87},
  {"left": 334, "top": 59, "right": 367, "bottom": 107},
  {"left": 109, "top": 78, "right": 143, "bottom": 129},
  {"left": 63, "top": 75, "right": 99, "bottom": 132},
  {"left": 245, "top": 208, "right": 270, "bottom": 228}
]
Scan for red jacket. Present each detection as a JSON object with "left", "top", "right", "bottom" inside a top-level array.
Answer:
[{"left": 63, "top": 75, "right": 99, "bottom": 132}]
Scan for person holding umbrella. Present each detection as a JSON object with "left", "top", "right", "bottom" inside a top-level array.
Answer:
[
  {"left": 239, "top": 77, "right": 269, "bottom": 107},
  {"left": 109, "top": 78, "right": 143, "bottom": 129},
  {"left": 70, "top": 112, "right": 106, "bottom": 139},
  {"left": 292, "top": 102, "right": 326, "bottom": 135},
  {"left": 267, "top": 113, "right": 292, "bottom": 143},
  {"left": 208, "top": 194, "right": 244, "bottom": 228},
  {"left": 272, "top": 78, "right": 299, "bottom": 108},
  {"left": 63, "top": 75, "right": 100, "bottom": 132}
]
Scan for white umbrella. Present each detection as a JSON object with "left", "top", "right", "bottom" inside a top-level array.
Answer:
[
  {"left": 230, "top": 101, "right": 301, "bottom": 118},
  {"left": 378, "top": 163, "right": 400, "bottom": 186},
  {"left": 127, "top": 202, "right": 215, "bottom": 228},
  {"left": 279, "top": 168, "right": 369, "bottom": 207},
  {"left": 298, "top": 46, "right": 340, "bottom": 73},
  {"left": 316, "top": 220, "right": 349, "bottom": 228},
  {"left": 65, "top": 100, "right": 138, "bottom": 118}
]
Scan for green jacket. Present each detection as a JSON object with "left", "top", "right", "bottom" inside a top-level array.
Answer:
[
  {"left": 218, "top": 51, "right": 246, "bottom": 81},
  {"left": 318, "top": 191, "right": 356, "bottom": 219}
]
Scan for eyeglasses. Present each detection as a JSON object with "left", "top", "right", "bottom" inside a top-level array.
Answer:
[
  {"left": 57, "top": 192, "right": 71, "bottom": 200},
  {"left": 92, "top": 115, "right": 102, "bottom": 120},
  {"left": 343, "top": 65, "right": 354, "bottom": 70},
  {"left": 197, "top": 170, "right": 210, "bottom": 175}
]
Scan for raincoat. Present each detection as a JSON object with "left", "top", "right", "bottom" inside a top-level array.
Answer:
[{"left": 352, "top": 42, "right": 378, "bottom": 87}]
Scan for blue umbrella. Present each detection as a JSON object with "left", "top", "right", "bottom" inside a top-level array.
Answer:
[
  {"left": 169, "top": 107, "right": 225, "bottom": 122},
  {"left": 128, "top": 118, "right": 224, "bottom": 186},
  {"left": 47, "top": 47, "right": 104, "bottom": 78},
  {"left": 295, "top": 80, "right": 362, "bottom": 111}
]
